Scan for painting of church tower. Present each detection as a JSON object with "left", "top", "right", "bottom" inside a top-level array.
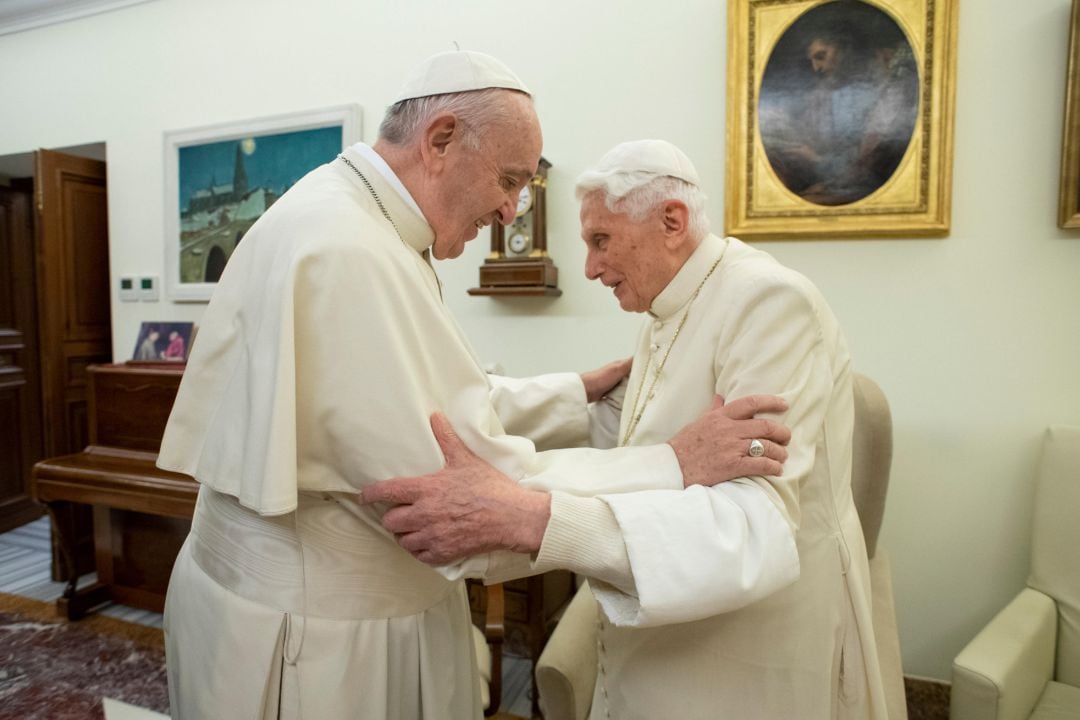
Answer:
[{"left": 176, "top": 125, "right": 343, "bottom": 283}]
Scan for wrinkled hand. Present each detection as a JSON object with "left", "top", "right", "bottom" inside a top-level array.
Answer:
[
  {"left": 668, "top": 394, "right": 792, "bottom": 487},
  {"left": 361, "top": 413, "right": 550, "bottom": 565},
  {"left": 580, "top": 357, "right": 632, "bottom": 403}
]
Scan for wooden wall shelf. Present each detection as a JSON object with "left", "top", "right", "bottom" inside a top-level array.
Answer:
[{"left": 466, "top": 286, "right": 562, "bottom": 297}]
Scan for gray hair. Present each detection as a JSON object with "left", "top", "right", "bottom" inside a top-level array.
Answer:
[
  {"left": 575, "top": 172, "right": 710, "bottom": 243},
  {"left": 377, "top": 88, "right": 526, "bottom": 149}
]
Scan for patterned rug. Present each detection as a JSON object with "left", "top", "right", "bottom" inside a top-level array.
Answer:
[{"left": 0, "top": 593, "right": 168, "bottom": 720}]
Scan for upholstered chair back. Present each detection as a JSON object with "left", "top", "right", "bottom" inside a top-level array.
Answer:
[
  {"left": 851, "top": 373, "right": 893, "bottom": 559},
  {"left": 1027, "top": 425, "right": 1080, "bottom": 686}
]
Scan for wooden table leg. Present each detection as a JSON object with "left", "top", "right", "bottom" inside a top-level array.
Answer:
[{"left": 45, "top": 501, "right": 110, "bottom": 619}]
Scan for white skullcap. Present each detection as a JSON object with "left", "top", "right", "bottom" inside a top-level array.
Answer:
[
  {"left": 393, "top": 50, "right": 530, "bottom": 103},
  {"left": 586, "top": 139, "right": 701, "bottom": 187}
]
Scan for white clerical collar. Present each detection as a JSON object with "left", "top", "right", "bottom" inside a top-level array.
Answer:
[
  {"left": 649, "top": 234, "right": 727, "bottom": 321},
  {"left": 350, "top": 142, "right": 424, "bottom": 218}
]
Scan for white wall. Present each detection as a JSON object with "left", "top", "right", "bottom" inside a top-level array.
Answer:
[{"left": 2, "top": 0, "right": 1078, "bottom": 681}]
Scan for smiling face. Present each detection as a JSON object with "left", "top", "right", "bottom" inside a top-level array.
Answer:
[
  {"left": 580, "top": 193, "right": 683, "bottom": 313},
  {"left": 426, "top": 93, "right": 542, "bottom": 260}
]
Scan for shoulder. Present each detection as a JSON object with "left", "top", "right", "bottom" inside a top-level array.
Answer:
[
  {"left": 715, "top": 237, "right": 825, "bottom": 312},
  {"left": 243, "top": 165, "right": 403, "bottom": 266},
  {"left": 700, "top": 237, "right": 848, "bottom": 352},
  {"left": 268, "top": 165, "right": 385, "bottom": 241}
]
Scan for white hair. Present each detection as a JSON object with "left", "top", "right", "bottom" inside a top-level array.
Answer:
[
  {"left": 377, "top": 88, "right": 527, "bottom": 149},
  {"left": 574, "top": 171, "right": 710, "bottom": 242}
]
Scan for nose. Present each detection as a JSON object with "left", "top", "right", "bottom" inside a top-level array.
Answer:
[
  {"left": 584, "top": 247, "right": 603, "bottom": 281},
  {"left": 496, "top": 192, "right": 517, "bottom": 225}
]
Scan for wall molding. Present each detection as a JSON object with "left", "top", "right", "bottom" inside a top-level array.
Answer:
[{"left": 0, "top": 0, "right": 158, "bottom": 37}]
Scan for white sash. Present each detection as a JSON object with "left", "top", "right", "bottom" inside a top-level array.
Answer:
[{"left": 188, "top": 486, "right": 456, "bottom": 619}]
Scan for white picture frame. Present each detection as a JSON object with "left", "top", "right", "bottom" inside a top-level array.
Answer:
[{"left": 164, "top": 104, "right": 362, "bottom": 301}]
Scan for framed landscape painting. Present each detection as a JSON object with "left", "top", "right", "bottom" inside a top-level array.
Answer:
[
  {"left": 724, "top": 0, "right": 958, "bottom": 239},
  {"left": 164, "top": 104, "right": 361, "bottom": 300}
]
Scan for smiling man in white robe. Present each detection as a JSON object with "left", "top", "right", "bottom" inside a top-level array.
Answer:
[
  {"left": 366, "top": 140, "right": 889, "bottom": 719},
  {"left": 156, "top": 54, "right": 793, "bottom": 720}
]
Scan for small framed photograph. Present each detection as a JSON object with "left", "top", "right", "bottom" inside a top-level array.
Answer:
[
  {"left": 724, "top": 0, "right": 959, "bottom": 239},
  {"left": 131, "top": 322, "right": 195, "bottom": 363},
  {"left": 164, "top": 104, "right": 362, "bottom": 301},
  {"left": 1060, "top": 0, "right": 1080, "bottom": 228}
]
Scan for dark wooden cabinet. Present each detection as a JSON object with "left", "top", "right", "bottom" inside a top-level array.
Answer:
[{"left": 0, "top": 184, "right": 45, "bottom": 533}]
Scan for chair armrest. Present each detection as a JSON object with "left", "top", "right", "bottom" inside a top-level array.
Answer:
[
  {"left": 536, "top": 582, "right": 599, "bottom": 720},
  {"left": 951, "top": 587, "right": 1057, "bottom": 720}
]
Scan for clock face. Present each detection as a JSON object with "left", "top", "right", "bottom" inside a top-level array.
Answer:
[
  {"left": 515, "top": 185, "right": 533, "bottom": 217},
  {"left": 508, "top": 232, "right": 530, "bottom": 254}
]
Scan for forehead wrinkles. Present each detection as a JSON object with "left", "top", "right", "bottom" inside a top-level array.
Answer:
[{"left": 487, "top": 108, "right": 541, "bottom": 177}]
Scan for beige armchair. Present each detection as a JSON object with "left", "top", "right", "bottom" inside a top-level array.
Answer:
[
  {"left": 535, "top": 372, "right": 909, "bottom": 719},
  {"left": 950, "top": 425, "right": 1080, "bottom": 720}
]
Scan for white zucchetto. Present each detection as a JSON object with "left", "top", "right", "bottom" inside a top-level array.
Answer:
[
  {"left": 583, "top": 139, "right": 702, "bottom": 188},
  {"left": 393, "top": 50, "right": 530, "bottom": 103}
]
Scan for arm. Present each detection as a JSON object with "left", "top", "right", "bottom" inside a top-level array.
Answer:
[
  {"left": 362, "top": 394, "right": 791, "bottom": 574},
  {"left": 487, "top": 373, "right": 590, "bottom": 451},
  {"left": 487, "top": 357, "right": 631, "bottom": 451}
]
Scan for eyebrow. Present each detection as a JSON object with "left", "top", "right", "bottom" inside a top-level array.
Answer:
[{"left": 505, "top": 166, "right": 535, "bottom": 183}]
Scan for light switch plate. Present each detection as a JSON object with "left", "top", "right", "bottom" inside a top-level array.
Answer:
[
  {"left": 139, "top": 275, "right": 159, "bottom": 301},
  {"left": 119, "top": 276, "right": 138, "bottom": 302}
]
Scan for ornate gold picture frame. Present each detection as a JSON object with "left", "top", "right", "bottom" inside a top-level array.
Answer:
[
  {"left": 724, "top": 0, "right": 958, "bottom": 239},
  {"left": 1059, "top": 0, "right": 1080, "bottom": 228}
]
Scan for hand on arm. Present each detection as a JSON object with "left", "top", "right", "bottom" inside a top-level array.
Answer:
[
  {"left": 580, "top": 357, "right": 632, "bottom": 403},
  {"left": 362, "top": 413, "right": 551, "bottom": 565},
  {"left": 668, "top": 394, "right": 791, "bottom": 487}
]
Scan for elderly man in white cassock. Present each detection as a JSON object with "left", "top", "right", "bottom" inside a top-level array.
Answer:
[
  {"left": 157, "top": 52, "right": 793, "bottom": 719},
  {"left": 366, "top": 140, "right": 889, "bottom": 719}
]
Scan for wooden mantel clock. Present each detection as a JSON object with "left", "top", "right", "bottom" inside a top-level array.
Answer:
[{"left": 468, "top": 157, "right": 561, "bottom": 296}]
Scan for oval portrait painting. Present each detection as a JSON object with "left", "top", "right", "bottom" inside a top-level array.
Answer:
[{"left": 758, "top": 0, "right": 919, "bottom": 206}]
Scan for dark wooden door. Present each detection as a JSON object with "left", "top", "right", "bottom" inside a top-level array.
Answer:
[
  {"left": 35, "top": 149, "right": 112, "bottom": 574},
  {"left": 35, "top": 149, "right": 112, "bottom": 457},
  {"left": 0, "top": 183, "right": 46, "bottom": 533}
]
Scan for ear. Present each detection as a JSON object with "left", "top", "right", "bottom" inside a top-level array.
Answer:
[
  {"left": 419, "top": 112, "right": 459, "bottom": 172},
  {"left": 660, "top": 200, "right": 691, "bottom": 250}
]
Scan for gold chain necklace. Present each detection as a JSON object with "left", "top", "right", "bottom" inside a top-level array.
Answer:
[{"left": 620, "top": 238, "right": 730, "bottom": 447}]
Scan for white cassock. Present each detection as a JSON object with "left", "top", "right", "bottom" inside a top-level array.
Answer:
[
  {"left": 156, "top": 144, "right": 685, "bottom": 720},
  {"left": 529, "top": 235, "right": 889, "bottom": 720}
]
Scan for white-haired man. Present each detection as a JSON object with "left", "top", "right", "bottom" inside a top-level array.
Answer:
[
  {"left": 158, "top": 51, "right": 792, "bottom": 720},
  {"left": 366, "top": 139, "right": 888, "bottom": 719}
]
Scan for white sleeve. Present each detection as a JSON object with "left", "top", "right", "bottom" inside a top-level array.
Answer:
[
  {"left": 593, "top": 482, "right": 799, "bottom": 626},
  {"left": 529, "top": 491, "right": 635, "bottom": 594},
  {"left": 488, "top": 372, "right": 590, "bottom": 450}
]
